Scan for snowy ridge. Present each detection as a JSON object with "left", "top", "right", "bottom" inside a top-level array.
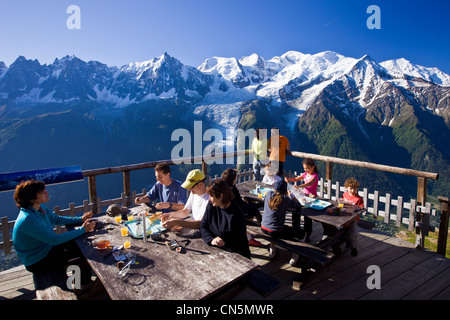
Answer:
[
  {"left": 380, "top": 58, "right": 450, "bottom": 86},
  {"left": 0, "top": 51, "right": 449, "bottom": 112}
]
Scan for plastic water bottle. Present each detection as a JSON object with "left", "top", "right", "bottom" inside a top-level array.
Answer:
[{"left": 287, "top": 183, "right": 306, "bottom": 204}]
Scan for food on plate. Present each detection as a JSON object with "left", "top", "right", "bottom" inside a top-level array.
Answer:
[
  {"left": 149, "top": 212, "right": 162, "bottom": 223},
  {"left": 95, "top": 239, "right": 110, "bottom": 249}
]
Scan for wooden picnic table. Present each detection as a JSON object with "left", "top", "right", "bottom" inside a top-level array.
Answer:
[
  {"left": 237, "top": 180, "right": 364, "bottom": 289},
  {"left": 67, "top": 205, "right": 259, "bottom": 300},
  {"left": 237, "top": 180, "right": 362, "bottom": 229},
  {"left": 237, "top": 180, "right": 364, "bottom": 253}
]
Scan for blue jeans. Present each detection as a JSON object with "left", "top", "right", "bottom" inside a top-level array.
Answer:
[{"left": 253, "top": 159, "right": 266, "bottom": 181}]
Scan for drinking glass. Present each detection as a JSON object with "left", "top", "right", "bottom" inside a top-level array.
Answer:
[
  {"left": 115, "top": 215, "right": 122, "bottom": 223},
  {"left": 124, "top": 240, "right": 131, "bottom": 249},
  {"left": 121, "top": 227, "right": 128, "bottom": 237}
]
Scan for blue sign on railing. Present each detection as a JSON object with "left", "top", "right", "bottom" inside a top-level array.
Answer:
[{"left": 0, "top": 165, "right": 83, "bottom": 192}]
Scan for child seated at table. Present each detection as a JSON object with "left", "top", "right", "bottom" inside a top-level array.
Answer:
[
  {"left": 262, "top": 162, "right": 282, "bottom": 186},
  {"left": 261, "top": 180, "right": 305, "bottom": 263},
  {"left": 341, "top": 177, "right": 364, "bottom": 257},
  {"left": 286, "top": 158, "right": 319, "bottom": 197},
  {"left": 285, "top": 158, "right": 318, "bottom": 242}
]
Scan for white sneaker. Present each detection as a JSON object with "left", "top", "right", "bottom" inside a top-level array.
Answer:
[
  {"left": 268, "top": 244, "right": 277, "bottom": 259},
  {"left": 289, "top": 254, "right": 300, "bottom": 267}
]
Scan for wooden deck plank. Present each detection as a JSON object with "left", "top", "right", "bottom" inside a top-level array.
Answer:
[
  {"left": 401, "top": 264, "right": 450, "bottom": 300},
  {"left": 360, "top": 252, "right": 450, "bottom": 300},
  {"left": 321, "top": 245, "right": 433, "bottom": 300},
  {"left": 431, "top": 285, "right": 450, "bottom": 300},
  {"left": 1, "top": 228, "right": 448, "bottom": 301}
]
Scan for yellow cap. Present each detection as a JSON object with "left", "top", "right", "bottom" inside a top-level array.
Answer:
[{"left": 181, "top": 169, "right": 205, "bottom": 189}]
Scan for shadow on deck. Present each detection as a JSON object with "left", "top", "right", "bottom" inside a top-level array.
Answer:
[{"left": 1, "top": 222, "right": 449, "bottom": 300}]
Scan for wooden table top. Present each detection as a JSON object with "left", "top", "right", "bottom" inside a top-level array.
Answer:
[
  {"left": 236, "top": 180, "right": 363, "bottom": 229},
  {"left": 68, "top": 205, "right": 259, "bottom": 300}
]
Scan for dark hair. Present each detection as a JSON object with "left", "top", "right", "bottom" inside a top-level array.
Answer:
[
  {"left": 255, "top": 128, "right": 267, "bottom": 140},
  {"left": 206, "top": 179, "right": 235, "bottom": 207},
  {"left": 14, "top": 180, "right": 46, "bottom": 209},
  {"left": 303, "top": 158, "right": 319, "bottom": 175},
  {"left": 221, "top": 168, "right": 237, "bottom": 186},
  {"left": 155, "top": 163, "right": 171, "bottom": 175},
  {"left": 268, "top": 187, "right": 288, "bottom": 211}
]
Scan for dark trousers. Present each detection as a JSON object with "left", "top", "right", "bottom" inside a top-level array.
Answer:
[
  {"left": 26, "top": 240, "right": 92, "bottom": 285},
  {"left": 271, "top": 161, "right": 284, "bottom": 177}
]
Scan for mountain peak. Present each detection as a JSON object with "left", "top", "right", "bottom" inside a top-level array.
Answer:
[{"left": 380, "top": 58, "right": 450, "bottom": 86}]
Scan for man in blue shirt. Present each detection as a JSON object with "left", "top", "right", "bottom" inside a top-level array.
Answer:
[{"left": 134, "top": 163, "right": 187, "bottom": 212}]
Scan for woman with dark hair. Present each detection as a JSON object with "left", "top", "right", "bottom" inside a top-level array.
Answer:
[
  {"left": 221, "top": 168, "right": 263, "bottom": 247},
  {"left": 261, "top": 180, "right": 304, "bottom": 260},
  {"left": 221, "top": 168, "right": 262, "bottom": 223},
  {"left": 12, "top": 180, "right": 98, "bottom": 295},
  {"left": 200, "top": 179, "right": 251, "bottom": 259}
]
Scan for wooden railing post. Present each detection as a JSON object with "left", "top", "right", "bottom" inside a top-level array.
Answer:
[
  {"left": 88, "top": 175, "right": 98, "bottom": 215},
  {"left": 1, "top": 217, "right": 11, "bottom": 255},
  {"left": 202, "top": 160, "right": 208, "bottom": 182},
  {"left": 123, "top": 170, "right": 131, "bottom": 207},
  {"left": 437, "top": 196, "right": 449, "bottom": 256},
  {"left": 417, "top": 177, "right": 427, "bottom": 205},
  {"left": 325, "top": 161, "right": 332, "bottom": 182}
]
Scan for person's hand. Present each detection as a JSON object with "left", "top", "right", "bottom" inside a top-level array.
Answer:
[
  {"left": 160, "top": 212, "right": 172, "bottom": 223},
  {"left": 162, "top": 219, "right": 179, "bottom": 229},
  {"left": 211, "top": 237, "right": 225, "bottom": 247},
  {"left": 81, "top": 211, "right": 93, "bottom": 222},
  {"left": 155, "top": 202, "right": 170, "bottom": 210},
  {"left": 82, "top": 219, "right": 96, "bottom": 233},
  {"left": 135, "top": 197, "right": 144, "bottom": 205}
]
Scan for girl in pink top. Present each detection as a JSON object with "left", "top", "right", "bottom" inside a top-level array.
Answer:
[
  {"left": 286, "top": 158, "right": 319, "bottom": 197},
  {"left": 285, "top": 158, "right": 318, "bottom": 242}
]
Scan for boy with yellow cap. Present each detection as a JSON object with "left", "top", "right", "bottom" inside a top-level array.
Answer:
[{"left": 161, "top": 169, "right": 209, "bottom": 230}]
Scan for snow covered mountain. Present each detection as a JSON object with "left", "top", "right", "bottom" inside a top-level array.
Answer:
[
  {"left": 1, "top": 51, "right": 449, "bottom": 108},
  {"left": 0, "top": 50, "right": 449, "bottom": 200}
]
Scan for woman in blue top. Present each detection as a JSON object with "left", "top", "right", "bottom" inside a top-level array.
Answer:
[{"left": 12, "top": 180, "right": 96, "bottom": 290}]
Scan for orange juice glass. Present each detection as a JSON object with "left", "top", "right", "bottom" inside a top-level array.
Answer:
[
  {"left": 121, "top": 227, "right": 128, "bottom": 237},
  {"left": 124, "top": 240, "right": 131, "bottom": 249},
  {"left": 115, "top": 215, "right": 121, "bottom": 223}
]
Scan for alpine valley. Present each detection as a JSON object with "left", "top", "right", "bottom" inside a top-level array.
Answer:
[{"left": 1, "top": 51, "right": 449, "bottom": 222}]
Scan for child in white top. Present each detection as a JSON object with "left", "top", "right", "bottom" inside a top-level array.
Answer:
[{"left": 262, "top": 162, "right": 282, "bottom": 186}]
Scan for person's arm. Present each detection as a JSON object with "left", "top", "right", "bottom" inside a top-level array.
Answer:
[
  {"left": 163, "top": 219, "right": 201, "bottom": 229},
  {"left": 155, "top": 202, "right": 185, "bottom": 211},
  {"left": 24, "top": 214, "right": 90, "bottom": 246},
  {"left": 200, "top": 204, "right": 216, "bottom": 245},
  {"left": 297, "top": 174, "right": 317, "bottom": 189},
  {"left": 135, "top": 195, "right": 150, "bottom": 205}
]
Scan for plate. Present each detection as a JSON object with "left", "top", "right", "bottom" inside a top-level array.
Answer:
[
  {"left": 124, "top": 218, "right": 167, "bottom": 239},
  {"left": 303, "top": 199, "right": 332, "bottom": 210}
]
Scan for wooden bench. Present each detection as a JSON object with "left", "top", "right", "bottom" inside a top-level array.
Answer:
[
  {"left": 33, "top": 269, "right": 78, "bottom": 300},
  {"left": 247, "top": 224, "right": 335, "bottom": 266},
  {"left": 246, "top": 223, "right": 335, "bottom": 289}
]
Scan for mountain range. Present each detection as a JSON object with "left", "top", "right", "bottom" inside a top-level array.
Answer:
[{"left": 0, "top": 50, "right": 449, "bottom": 220}]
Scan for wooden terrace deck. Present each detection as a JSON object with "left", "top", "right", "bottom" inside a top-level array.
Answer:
[{"left": 1, "top": 220, "right": 449, "bottom": 300}]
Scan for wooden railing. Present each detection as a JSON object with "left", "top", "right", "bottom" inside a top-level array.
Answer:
[{"left": 1, "top": 150, "right": 448, "bottom": 257}]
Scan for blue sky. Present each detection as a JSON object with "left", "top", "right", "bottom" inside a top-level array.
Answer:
[{"left": 1, "top": 0, "right": 449, "bottom": 73}]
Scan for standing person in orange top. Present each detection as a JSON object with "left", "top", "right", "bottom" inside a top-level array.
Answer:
[{"left": 268, "top": 127, "right": 290, "bottom": 177}]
